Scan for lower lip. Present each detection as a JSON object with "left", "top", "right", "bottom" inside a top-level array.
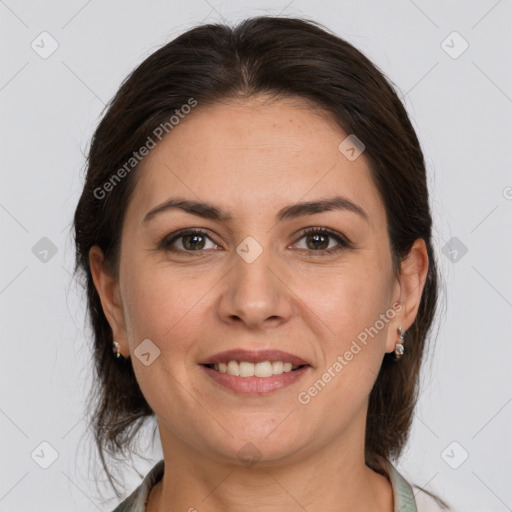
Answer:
[{"left": 200, "top": 365, "right": 310, "bottom": 395}]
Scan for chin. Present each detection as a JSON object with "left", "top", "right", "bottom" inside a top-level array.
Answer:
[{"left": 207, "top": 422, "right": 308, "bottom": 467}]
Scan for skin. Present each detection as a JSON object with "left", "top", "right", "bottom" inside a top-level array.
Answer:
[{"left": 90, "top": 95, "right": 429, "bottom": 512}]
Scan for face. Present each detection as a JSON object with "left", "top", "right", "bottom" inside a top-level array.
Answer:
[{"left": 91, "top": 96, "right": 424, "bottom": 467}]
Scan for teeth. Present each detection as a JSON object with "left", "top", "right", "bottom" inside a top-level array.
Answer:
[
  {"left": 240, "top": 361, "right": 255, "bottom": 377},
  {"left": 211, "top": 360, "right": 301, "bottom": 377},
  {"left": 227, "top": 360, "right": 240, "bottom": 376},
  {"left": 254, "top": 361, "right": 272, "bottom": 377},
  {"left": 272, "top": 361, "right": 283, "bottom": 374}
]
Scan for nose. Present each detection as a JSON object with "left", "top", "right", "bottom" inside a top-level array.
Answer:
[{"left": 217, "top": 242, "right": 294, "bottom": 330}]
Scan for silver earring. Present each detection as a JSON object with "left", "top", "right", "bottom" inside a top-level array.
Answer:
[
  {"left": 112, "top": 341, "right": 123, "bottom": 359},
  {"left": 395, "top": 327, "right": 405, "bottom": 359}
]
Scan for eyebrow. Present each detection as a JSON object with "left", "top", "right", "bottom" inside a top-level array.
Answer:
[{"left": 143, "top": 195, "right": 369, "bottom": 224}]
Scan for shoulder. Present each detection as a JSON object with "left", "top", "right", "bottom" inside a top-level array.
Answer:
[{"left": 110, "top": 460, "right": 165, "bottom": 512}]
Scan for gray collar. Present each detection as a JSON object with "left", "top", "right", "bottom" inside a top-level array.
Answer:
[{"left": 381, "top": 459, "right": 418, "bottom": 512}]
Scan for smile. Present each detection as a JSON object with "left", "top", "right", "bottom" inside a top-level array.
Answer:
[
  {"left": 199, "top": 348, "right": 311, "bottom": 394},
  {"left": 204, "top": 360, "right": 303, "bottom": 377},
  {"left": 200, "top": 363, "right": 310, "bottom": 395}
]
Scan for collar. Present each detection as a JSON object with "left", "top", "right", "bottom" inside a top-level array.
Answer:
[{"left": 380, "top": 458, "right": 418, "bottom": 512}]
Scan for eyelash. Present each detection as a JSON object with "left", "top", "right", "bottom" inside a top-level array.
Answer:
[{"left": 159, "top": 227, "right": 353, "bottom": 256}]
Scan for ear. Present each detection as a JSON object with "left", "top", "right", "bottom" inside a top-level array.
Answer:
[
  {"left": 385, "top": 238, "right": 429, "bottom": 353},
  {"left": 89, "top": 245, "right": 129, "bottom": 357}
]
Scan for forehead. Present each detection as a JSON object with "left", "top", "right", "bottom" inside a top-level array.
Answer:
[{"left": 125, "top": 96, "right": 385, "bottom": 229}]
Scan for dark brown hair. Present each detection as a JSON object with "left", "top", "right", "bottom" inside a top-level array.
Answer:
[{"left": 73, "top": 15, "right": 444, "bottom": 501}]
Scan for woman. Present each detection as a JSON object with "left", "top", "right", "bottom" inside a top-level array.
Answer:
[{"left": 73, "top": 16, "right": 450, "bottom": 512}]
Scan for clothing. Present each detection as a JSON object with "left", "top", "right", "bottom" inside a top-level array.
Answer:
[{"left": 111, "top": 459, "right": 447, "bottom": 512}]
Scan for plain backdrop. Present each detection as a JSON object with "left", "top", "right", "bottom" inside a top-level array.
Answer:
[{"left": 1, "top": 1, "right": 511, "bottom": 511}]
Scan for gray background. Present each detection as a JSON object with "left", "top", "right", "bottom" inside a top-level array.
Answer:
[{"left": 1, "top": 0, "right": 511, "bottom": 511}]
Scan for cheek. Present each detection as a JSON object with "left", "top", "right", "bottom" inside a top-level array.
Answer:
[
  {"left": 120, "top": 267, "right": 211, "bottom": 417},
  {"left": 121, "top": 265, "right": 219, "bottom": 354},
  {"left": 309, "top": 262, "right": 392, "bottom": 337},
  {"left": 306, "top": 264, "right": 392, "bottom": 390},
  {"left": 299, "top": 299, "right": 390, "bottom": 427}
]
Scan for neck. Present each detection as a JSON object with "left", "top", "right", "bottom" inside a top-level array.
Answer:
[{"left": 147, "top": 421, "right": 393, "bottom": 512}]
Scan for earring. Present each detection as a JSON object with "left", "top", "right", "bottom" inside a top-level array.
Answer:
[
  {"left": 112, "top": 341, "right": 124, "bottom": 359},
  {"left": 395, "top": 327, "right": 405, "bottom": 359}
]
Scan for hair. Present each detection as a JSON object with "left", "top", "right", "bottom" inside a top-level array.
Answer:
[{"left": 73, "top": 15, "right": 446, "bottom": 504}]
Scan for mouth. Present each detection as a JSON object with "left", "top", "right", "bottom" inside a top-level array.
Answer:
[
  {"left": 199, "top": 349, "right": 311, "bottom": 395},
  {"left": 202, "top": 361, "right": 308, "bottom": 377}
]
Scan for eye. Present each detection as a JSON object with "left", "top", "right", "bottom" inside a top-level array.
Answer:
[
  {"left": 159, "top": 227, "right": 353, "bottom": 256},
  {"left": 292, "top": 227, "right": 352, "bottom": 255},
  {"left": 160, "top": 228, "right": 219, "bottom": 252}
]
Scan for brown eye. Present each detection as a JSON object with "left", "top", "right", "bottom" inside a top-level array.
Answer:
[
  {"left": 305, "top": 232, "right": 330, "bottom": 250},
  {"left": 293, "top": 227, "right": 352, "bottom": 255},
  {"left": 160, "top": 228, "right": 217, "bottom": 252},
  {"left": 181, "top": 233, "right": 207, "bottom": 250}
]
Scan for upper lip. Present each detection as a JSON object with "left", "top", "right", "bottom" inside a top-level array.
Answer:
[{"left": 200, "top": 349, "right": 310, "bottom": 366}]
